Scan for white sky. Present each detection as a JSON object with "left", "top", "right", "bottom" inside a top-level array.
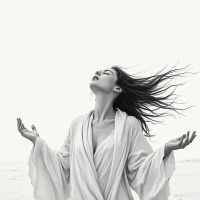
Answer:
[{"left": 0, "top": 0, "right": 200, "bottom": 162}]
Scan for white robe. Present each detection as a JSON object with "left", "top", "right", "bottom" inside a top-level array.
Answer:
[{"left": 28, "top": 108, "right": 176, "bottom": 200}]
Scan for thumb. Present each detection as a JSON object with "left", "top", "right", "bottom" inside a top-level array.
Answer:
[{"left": 31, "top": 124, "right": 37, "bottom": 131}]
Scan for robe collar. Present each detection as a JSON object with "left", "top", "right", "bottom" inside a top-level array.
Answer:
[{"left": 74, "top": 108, "right": 129, "bottom": 200}]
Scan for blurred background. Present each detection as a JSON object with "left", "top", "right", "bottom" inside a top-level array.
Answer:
[{"left": 0, "top": 0, "right": 200, "bottom": 199}]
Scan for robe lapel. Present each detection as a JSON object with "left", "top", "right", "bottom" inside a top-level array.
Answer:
[
  {"left": 75, "top": 109, "right": 105, "bottom": 200},
  {"left": 104, "top": 108, "right": 130, "bottom": 200},
  {"left": 83, "top": 109, "right": 99, "bottom": 181},
  {"left": 73, "top": 108, "right": 129, "bottom": 200}
]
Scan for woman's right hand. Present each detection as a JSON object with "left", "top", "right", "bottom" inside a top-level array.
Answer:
[{"left": 17, "top": 118, "right": 39, "bottom": 144}]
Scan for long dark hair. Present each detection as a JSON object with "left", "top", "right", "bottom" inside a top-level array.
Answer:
[{"left": 90, "top": 61, "right": 199, "bottom": 139}]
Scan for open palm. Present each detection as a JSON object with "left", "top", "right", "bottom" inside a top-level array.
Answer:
[
  {"left": 17, "top": 118, "right": 39, "bottom": 139},
  {"left": 167, "top": 131, "right": 197, "bottom": 151}
]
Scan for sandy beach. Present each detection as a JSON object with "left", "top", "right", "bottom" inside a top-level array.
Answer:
[{"left": 0, "top": 160, "right": 200, "bottom": 200}]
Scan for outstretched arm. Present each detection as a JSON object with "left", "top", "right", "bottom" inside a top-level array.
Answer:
[{"left": 126, "top": 117, "right": 176, "bottom": 200}]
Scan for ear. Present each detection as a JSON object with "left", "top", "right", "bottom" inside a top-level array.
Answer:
[{"left": 114, "top": 86, "right": 124, "bottom": 93}]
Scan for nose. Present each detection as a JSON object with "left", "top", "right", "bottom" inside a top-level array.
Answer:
[{"left": 95, "top": 70, "right": 101, "bottom": 76}]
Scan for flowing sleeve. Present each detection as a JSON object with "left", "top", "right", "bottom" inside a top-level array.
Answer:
[
  {"left": 27, "top": 118, "right": 76, "bottom": 200},
  {"left": 125, "top": 117, "right": 176, "bottom": 200}
]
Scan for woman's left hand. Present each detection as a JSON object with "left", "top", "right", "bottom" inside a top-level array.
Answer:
[{"left": 167, "top": 131, "right": 197, "bottom": 151}]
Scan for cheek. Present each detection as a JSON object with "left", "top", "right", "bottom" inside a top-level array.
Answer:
[
  {"left": 99, "top": 78, "right": 115, "bottom": 90},
  {"left": 107, "top": 77, "right": 115, "bottom": 85}
]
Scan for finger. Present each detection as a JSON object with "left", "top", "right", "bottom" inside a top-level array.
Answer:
[
  {"left": 18, "top": 118, "right": 21, "bottom": 130},
  {"left": 181, "top": 131, "right": 189, "bottom": 149},
  {"left": 19, "top": 124, "right": 25, "bottom": 136},
  {"left": 179, "top": 134, "right": 185, "bottom": 145},
  {"left": 189, "top": 131, "right": 196, "bottom": 141},
  {"left": 19, "top": 119, "right": 23, "bottom": 130},
  {"left": 189, "top": 131, "right": 197, "bottom": 143},
  {"left": 19, "top": 118, "right": 22, "bottom": 125},
  {"left": 21, "top": 123, "right": 25, "bottom": 130},
  {"left": 17, "top": 118, "right": 19, "bottom": 129},
  {"left": 179, "top": 134, "right": 186, "bottom": 148},
  {"left": 17, "top": 118, "right": 23, "bottom": 134},
  {"left": 22, "top": 123, "right": 29, "bottom": 131},
  {"left": 17, "top": 118, "right": 20, "bottom": 127},
  {"left": 186, "top": 131, "right": 190, "bottom": 145},
  {"left": 182, "top": 131, "right": 190, "bottom": 148},
  {"left": 17, "top": 118, "right": 22, "bottom": 132},
  {"left": 192, "top": 135, "right": 197, "bottom": 142},
  {"left": 186, "top": 131, "right": 190, "bottom": 144},
  {"left": 19, "top": 120, "right": 22, "bottom": 130}
]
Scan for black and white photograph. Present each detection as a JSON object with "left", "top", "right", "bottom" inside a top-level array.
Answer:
[{"left": 0, "top": 1, "right": 200, "bottom": 200}]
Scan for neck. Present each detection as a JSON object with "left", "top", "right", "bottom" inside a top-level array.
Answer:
[{"left": 93, "top": 94, "right": 116, "bottom": 123}]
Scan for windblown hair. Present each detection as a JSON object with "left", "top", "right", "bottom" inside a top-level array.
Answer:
[{"left": 91, "top": 61, "right": 199, "bottom": 139}]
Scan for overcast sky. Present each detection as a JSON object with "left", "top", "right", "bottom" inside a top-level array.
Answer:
[{"left": 0, "top": 0, "right": 199, "bottom": 162}]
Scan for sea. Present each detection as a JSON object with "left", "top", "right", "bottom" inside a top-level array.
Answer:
[{"left": 0, "top": 160, "right": 200, "bottom": 200}]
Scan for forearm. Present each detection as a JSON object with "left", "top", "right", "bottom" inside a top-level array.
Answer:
[
  {"left": 23, "top": 133, "right": 39, "bottom": 146},
  {"left": 163, "top": 142, "right": 172, "bottom": 160}
]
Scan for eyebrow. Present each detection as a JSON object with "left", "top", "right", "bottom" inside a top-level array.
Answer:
[{"left": 101, "top": 69, "right": 113, "bottom": 74}]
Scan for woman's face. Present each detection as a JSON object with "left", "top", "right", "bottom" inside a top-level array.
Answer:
[{"left": 90, "top": 68, "right": 118, "bottom": 94}]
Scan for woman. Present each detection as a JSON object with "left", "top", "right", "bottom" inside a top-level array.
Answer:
[{"left": 17, "top": 64, "right": 197, "bottom": 200}]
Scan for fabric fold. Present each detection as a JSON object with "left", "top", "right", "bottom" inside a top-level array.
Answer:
[
  {"left": 27, "top": 108, "right": 176, "bottom": 200},
  {"left": 125, "top": 116, "right": 176, "bottom": 200},
  {"left": 28, "top": 136, "right": 70, "bottom": 200}
]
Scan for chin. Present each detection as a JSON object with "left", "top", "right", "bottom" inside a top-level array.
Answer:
[{"left": 90, "top": 81, "right": 98, "bottom": 87}]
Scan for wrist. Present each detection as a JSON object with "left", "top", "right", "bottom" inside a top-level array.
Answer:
[{"left": 163, "top": 142, "right": 173, "bottom": 160}]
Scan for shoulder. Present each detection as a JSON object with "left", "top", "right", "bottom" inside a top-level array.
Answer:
[
  {"left": 67, "top": 115, "right": 83, "bottom": 140},
  {"left": 126, "top": 115, "right": 141, "bottom": 126},
  {"left": 69, "top": 115, "right": 83, "bottom": 129},
  {"left": 126, "top": 115, "right": 143, "bottom": 138}
]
